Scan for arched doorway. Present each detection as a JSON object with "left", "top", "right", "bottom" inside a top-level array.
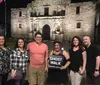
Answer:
[{"left": 42, "top": 24, "right": 50, "bottom": 40}]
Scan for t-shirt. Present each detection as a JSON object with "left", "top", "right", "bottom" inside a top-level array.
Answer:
[
  {"left": 85, "top": 44, "right": 100, "bottom": 73},
  {"left": 27, "top": 42, "right": 48, "bottom": 68},
  {"left": 69, "top": 48, "right": 85, "bottom": 72}
]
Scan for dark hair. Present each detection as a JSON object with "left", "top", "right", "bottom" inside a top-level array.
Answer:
[
  {"left": 34, "top": 32, "right": 43, "bottom": 38},
  {"left": 15, "top": 38, "right": 25, "bottom": 49},
  {"left": 71, "top": 36, "right": 83, "bottom": 49},
  {"left": 53, "top": 41, "right": 63, "bottom": 50},
  {"left": 0, "top": 34, "right": 7, "bottom": 47}
]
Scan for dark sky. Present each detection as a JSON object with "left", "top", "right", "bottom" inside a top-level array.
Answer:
[
  {"left": 0, "top": 0, "right": 31, "bottom": 37},
  {"left": 0, "top": 0, "right": 31, "bottom": 24}
]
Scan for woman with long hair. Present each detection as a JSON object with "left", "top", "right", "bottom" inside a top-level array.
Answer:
[
  {"left": 0, "top": 35, "right": 11, "bottom": 85},
  {"left": 47, "top": 41, "right": 70, "bottom": 85},
  {"left": 69, "top": 36, "right": 86, "bottom": 85},
  {"left": 10, "top": 38, "right": 29, "bottom": 85}
]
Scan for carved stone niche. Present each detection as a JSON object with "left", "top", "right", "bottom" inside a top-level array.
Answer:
[{"left": 55, "top": 26, "right": 61, "bottom": 34}]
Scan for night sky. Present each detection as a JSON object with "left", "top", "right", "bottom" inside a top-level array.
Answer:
[
  {"left": 0, "top": 0, "right": 92, "bottom": 37},
  {"left": 0, "top": 0, "right": 31, "bottom": 37},
  {"left": 0, "top": 0, "right": 31, "bottom": 23}
]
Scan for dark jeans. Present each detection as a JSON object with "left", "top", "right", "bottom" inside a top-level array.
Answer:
[
  {"left": 86, "top": 72, "right": 100, "bottom": 85},
  {"left": 0, "top": 73, "right": 8, "bottom": 85},
  {"left": 14, "top": 73, "right": 26, "bottom": 85}
]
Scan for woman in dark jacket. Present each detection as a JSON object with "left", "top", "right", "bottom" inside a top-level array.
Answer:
[{"left": 0, "top": 35, "right": 11, "bottom": 85}]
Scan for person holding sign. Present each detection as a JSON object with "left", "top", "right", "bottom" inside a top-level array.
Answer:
[
  {"left": 69, "top": 36, "right": 86, "bottom": 85},
  {"left": 47, "top": 41, "right": 70, "bottom": 85}
]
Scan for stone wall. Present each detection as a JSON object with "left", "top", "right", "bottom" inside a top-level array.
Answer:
[
  {"left": 11, "top": 0, "right": 96, "bottom": 41},
  {"left": 63, "top": 2, "right": 96, "bottom": 41}
]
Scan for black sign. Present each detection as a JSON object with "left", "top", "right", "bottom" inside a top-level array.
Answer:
[{"left": 48, "top": 55, "right": 65, "bottom": 69}]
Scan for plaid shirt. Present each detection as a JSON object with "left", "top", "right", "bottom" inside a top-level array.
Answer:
[{"left": 10, "top": 48, "right": 29, "bottom": 73}]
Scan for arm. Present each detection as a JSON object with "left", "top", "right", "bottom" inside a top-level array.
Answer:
[
  {"left": 60, "top": 50, "right": 70, "bottom": 70},
  {"left": 95, "top": 56, "right": 100, "bottom": 70},
  {"left": 45, "top": 46, "right": 49, "bottom": 72},
  {"left": 80, "top": 51, "right": 87, "bottom": 74},
  {"left": 82, "top": 51, "right": 87, "bottom": 71},
  {"left": 27, "top": 43, "right": 30, "bottom": 63},
  {"left": 49, "top": 50, "right": 53, "bottom": 55},
  {"left": 10, "top": 50, "right": 16, "bottom": 78},
  {"left": 47, "top": 50, "right": 53, "bottom": 68},
  {"left": 94, "top": 45, "right": 100, "bottom": 70},
  {"left": 27, "top": 43, "right": 29, "bottom": 51},
  {"left": 94, "top": 56, "right": 100, "bottom": 77},
  {"left": 10, "top": 51, "right": 15, "bottom": 70},
  {"left": 94, "top": 45, "right": 100, "bottom": 77}
]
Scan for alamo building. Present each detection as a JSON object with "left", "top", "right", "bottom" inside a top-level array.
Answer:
[{"left": 11, "top": 0, "right": 96, "bottom": 41}]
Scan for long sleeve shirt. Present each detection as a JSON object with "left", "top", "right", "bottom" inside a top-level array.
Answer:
[
  {"left": 0, "top": 47, "right": 11, "bottom": 74},
  {"left": 10, "top": 48, "right": 29, "bottom": 73}
]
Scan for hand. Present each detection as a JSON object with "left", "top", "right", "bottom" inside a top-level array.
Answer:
[
  {"left": 94, "top": 71, "right": 99, "bottom": 77},
  {"left": 60, "top": 66, "right": 66, "bottom": 70},
  {"left": 1, "top": 47, "right": 6, "bottom": 51},
  {"left": 79, "top": 69, "right": 84, "bottom": 75},
  {"left": 11, "top": 73, "right": 15, "bottom": 78},
  {"left": 45, "top": 67, "right": 48, "bottom": 72},
  {"left": 11, "top": 69, "right": 16, "bottom": 78}
]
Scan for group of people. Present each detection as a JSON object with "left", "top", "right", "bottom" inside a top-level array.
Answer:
[
  {"left": 0, "top": 32, "right": 100, "bottom": 85},
  {"left": 0, "top": 35, "right": 28, "bottom": 85}
]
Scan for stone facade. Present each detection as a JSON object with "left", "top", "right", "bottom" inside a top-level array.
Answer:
[{"left": 11, "top": 0, "right": 96, "bottom": 41}]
